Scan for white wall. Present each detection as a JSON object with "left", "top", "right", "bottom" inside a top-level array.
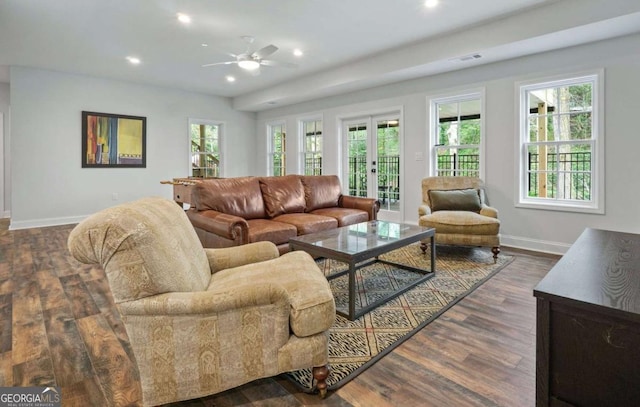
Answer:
[
  {"left": 256, "top": 33, "right": 640, "bottom": 254},
  {"left": 0, "top": 82, "right": 9, "bottom": 218},
  {"left": 9, "top": 67, "right": 256, "bottom": 229}
]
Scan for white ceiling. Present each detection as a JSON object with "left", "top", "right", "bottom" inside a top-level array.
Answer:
[{"left": 1, "top": 0, "right": 640, "bottom": 111}]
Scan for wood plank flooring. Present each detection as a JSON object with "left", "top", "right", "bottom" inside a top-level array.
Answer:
[{"left": 0, "top": 218, "right": 559, "bottom": 406}]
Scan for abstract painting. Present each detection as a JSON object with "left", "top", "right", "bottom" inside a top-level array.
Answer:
[{"left": 82, "top": 111, "right": 146, "bottom": 168}]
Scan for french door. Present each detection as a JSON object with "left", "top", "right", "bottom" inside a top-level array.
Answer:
[{"left": 342, "top": 112, "right": 401, "bottom": 222}]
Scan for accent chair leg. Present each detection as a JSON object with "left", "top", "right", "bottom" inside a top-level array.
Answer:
[
  {"left": 491, "top": 246, "right": 500, "bottom": 262},
  {"left": 313, "top": 365, "right": 330, "bottom": 398},
  {"left": 420, "top": 242, "right": 427, "bottom": 254}
]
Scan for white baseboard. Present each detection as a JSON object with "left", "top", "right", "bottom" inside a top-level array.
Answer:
[
  {"left": 500, "top": 234, "right": 570, "bottom": 255},
  {"left": 9, "top": 215, "right": 86, "bottom": 230}
]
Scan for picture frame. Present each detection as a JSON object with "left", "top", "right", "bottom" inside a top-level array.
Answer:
[{"left": 81, "top": 111, "right": 146, "bottom": 168}]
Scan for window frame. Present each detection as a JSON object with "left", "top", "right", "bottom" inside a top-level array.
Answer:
[
  {"left": 188, "top": 118, "right": 224, "bottom": 178},
  {"left": 299, "top": 116, "right": 323, "bottom": 175},
  {"left": 516, "top": 70, "right": 605, "bottom": 214},
  {"left": 429, "top": 89, "right": 486, "bottom": 180},
  {"left": 267, "top": 120, "right": 287, "bottom": 176}
]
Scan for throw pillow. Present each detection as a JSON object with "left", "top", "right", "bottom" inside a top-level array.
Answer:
[{"left": 429, "top": 188, "right": 482, "bottom": 212}]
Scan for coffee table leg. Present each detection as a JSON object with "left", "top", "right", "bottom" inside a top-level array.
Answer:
[
  {"left": 349, "top": 261, "right": 356, "bottom": 320},
  {"left": 430, "top": 235, "right": 436, "bottom": 273}
]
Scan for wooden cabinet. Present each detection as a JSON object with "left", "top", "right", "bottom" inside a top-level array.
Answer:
[{"left": 534, "top": 228, "right": 640, "bottom": 407}]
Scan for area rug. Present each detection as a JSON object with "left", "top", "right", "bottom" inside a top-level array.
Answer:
[{"left": 285, "top": 243, "right": 514, "bottom": 391}]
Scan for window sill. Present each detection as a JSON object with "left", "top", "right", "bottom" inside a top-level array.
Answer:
[{"left": 516, "top": 199, "right": 604, "bottom": 215}]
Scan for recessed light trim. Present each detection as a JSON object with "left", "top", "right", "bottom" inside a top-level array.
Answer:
[
  {"left": 293, "top": 49, "right": 303, "bottom": 57},
  {"left": 126, "top": 56, "right": 141, "bottom": 65},
  {"left": 177, "top": 13, "right": 191, "bottom": 23}
]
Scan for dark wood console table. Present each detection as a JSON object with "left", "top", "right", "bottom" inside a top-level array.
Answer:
[{"left": 534, "top": 228, "right": 640, "bottom": 407}]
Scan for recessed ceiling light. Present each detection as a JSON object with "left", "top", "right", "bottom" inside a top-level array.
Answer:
[
  {"left": 226, "top": 76, "right": 236, "bottom": 82},
  {"left": 126, "top": 56, "right": 141, "bottom": 65},
  {"left": 425, "top": 0, "right": 438, "bottom": 8},
  {"left": 201, "top": 43, "right": 208, "bottom": 47},
  {"left": 177, "top": 13, "right": 191, "bottom": 23},
  {"left": 293, "top": 49, "right": 303, "bottom": 57}
]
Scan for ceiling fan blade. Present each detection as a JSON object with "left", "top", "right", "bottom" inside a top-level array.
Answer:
[
  {"left": 252, "top": 44, "right": 278, "bottom": 59},
  {"left": 201, "top": 61, "right": 237, "bottom": 67}
]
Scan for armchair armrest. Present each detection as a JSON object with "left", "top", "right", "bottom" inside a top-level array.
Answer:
[
  {"left": 418, "top": 203, "right": 432, "bottom": 217},
  {"left": 339, "top": 195, "right": 380, "bottom": 220},
  {"left": 205, "top": 242, "right": 280, "bottom": 273},
  {"left": 186, "top": 209, "right": 249, "bottom": 243},
  {"left": 480, "top": 204, "right": 499, "bottom": 218},
  {"left": 117, "top": 283, "right": 289, "bottom": 316}
]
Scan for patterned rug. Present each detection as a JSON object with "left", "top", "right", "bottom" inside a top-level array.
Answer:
[{"left": 285, "top": 243, "right": 514, "bottom": 391}]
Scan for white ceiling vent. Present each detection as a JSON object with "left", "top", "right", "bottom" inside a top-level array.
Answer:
[{"left": 454, "top": 53, "right": 482, "bottom": 62}]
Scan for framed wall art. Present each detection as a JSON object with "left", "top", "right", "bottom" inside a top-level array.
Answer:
[{"left": 81, "top": 111, "right": 146, "bottom": 168}]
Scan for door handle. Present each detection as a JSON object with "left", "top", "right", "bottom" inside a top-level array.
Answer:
[{"left": 371, "top": 169, "right": 376, "bottom": 173}]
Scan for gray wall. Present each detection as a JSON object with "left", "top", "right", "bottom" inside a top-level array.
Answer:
[
  {"left": 9, "top": 66, "right": 256, "bottom": 228},
  {"left": 256, "top": 33, "right": 640, "bottom": 253}
]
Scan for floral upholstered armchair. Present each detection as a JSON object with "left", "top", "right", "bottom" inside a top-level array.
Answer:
[
  {"left": 68, "top": 197, "right": 335, "bottom": 406},
  {"left": 418, "top": 177, "right": 501, "bottom": 260}
]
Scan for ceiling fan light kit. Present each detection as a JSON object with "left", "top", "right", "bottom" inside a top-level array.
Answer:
[
  {"left": 202, "top": 36, "right": 297, "bottom": 75},
  {"left": 238, "top": 58, "right": 260, "bottom": 70}
]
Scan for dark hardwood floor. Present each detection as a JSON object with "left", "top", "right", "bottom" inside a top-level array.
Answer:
[{"left": 0, "top": 218, "right": 559, "bottom": 406}]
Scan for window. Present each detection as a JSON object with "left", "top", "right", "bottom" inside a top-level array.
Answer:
[
  {"left": 300, "top": 118, "right": 322, "bottom": 175},
  {"left": 190, "top": 119, "right": 222, "bottom": 178},
  {"left": 268, "top": 121, "right": 286, "bottom": 176},
  {"left": 518, "top": 72, "right": 603, "bottom": 213},
  {"left": 430, "top": 91, "right": 484, "bottom": 178}
]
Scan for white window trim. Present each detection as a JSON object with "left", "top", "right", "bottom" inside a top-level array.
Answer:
[
  {"left": 298, "top": 114, "right": 323, "bottom": 175},
  {"left": 428, "top": 89, "right": 486, "bottom": 180},
  {"left": 515, "top": 70, "right": 605, "bottom": 214},
  {"left": 187, "top": 118, "right": 225, "bottom": 177},
  {"left": 266, "top": 120, "right": 286, "bottom": 176}
]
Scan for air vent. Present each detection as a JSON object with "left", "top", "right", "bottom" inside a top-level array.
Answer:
[{"left": 455, "top": 53, "right": 482, "bottom": 62}]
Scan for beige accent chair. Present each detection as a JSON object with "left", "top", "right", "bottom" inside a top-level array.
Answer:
[
  {"left": 418, "top": 177, "right": 501, "bottom": 260},
  {"left": 68, "top": 197, "right": 335, "bottom": 406}
]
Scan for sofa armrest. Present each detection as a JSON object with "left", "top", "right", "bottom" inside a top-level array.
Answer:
[
  {"left": 117, "top": 283, "right": 289, "bottom": 316},
  {"left": 418, "top": 204, "right": 432, "bottom": 217},
  {"left": 186, "top": 209, "right": 249, "bottom": 242},
  {"left": 480, "top": 204, "right": 499, "bottom": 218},
  {"left": 339, "top": 195, "right": 380, "bottom": 220},
  {"left": 205, "top": 242, "right": 280, "bottom": 273}
]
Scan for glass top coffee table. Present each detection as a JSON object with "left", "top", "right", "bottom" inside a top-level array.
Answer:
[{"left": 289, "top": 220, "right": 435, "bottom": 320}]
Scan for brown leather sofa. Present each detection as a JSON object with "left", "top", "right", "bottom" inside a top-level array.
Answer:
[{"left": 187, "top": 174, "right": 380, "bottom": 254}]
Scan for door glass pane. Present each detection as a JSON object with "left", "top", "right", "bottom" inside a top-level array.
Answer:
[
  {"left": 376, "top": 119, "right": 400, "bottom": 211},
  {"left": 347, "top": 123, "right": 367, "bottom": 197}
]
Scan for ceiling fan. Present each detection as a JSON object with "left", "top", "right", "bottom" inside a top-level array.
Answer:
[{"left": 202, "top": 36, "right": 296, "bottom": 74}]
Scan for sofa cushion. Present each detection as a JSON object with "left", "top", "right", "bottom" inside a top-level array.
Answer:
[
  {"left": 246, "top": 219, "right": 298, "bottom": 246},
  {"left": 192, "top": 177, "right": 266, "bottom": 220},
  {"left": 428, "top": 188, "right": 481, "bottom": 212},
  {"left": 259, "top": 175, "right": 306, "bottom": 218},
  {"left": 310, "top": 207, "right": 369, "bottom": 227},
  {"left": 301, "top": 175, "right": 342, "bottom": 211},
  {"left": 273, "top": 213, "right": 338, "bottom": 235},
  {"left": 419, "top": 211, "right": 500, "bottom": 235}
]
